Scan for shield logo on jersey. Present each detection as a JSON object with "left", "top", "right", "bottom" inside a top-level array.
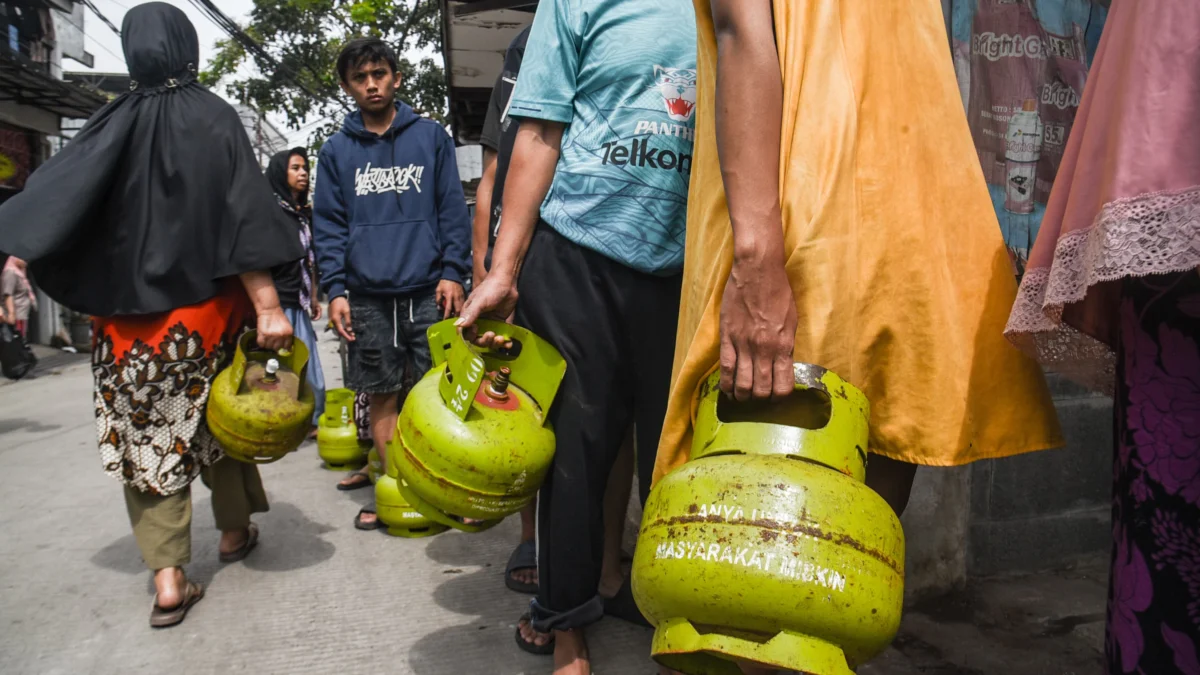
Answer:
[{"left": 654, "top": 65, "right": 697, "bottom": 123}]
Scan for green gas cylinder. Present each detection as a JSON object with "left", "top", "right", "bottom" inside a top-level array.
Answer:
[
  {"left": 375, "top": 474, "right": 450, "bottom": 538},
  {"left": 317, "top": 388, "right": 368, "bottom": 470},
  {"left": 632, "top": 364, "right": 904, "bottom": 675},
  {"left": 394, "top": 319, "right": 566, "bottom": 533},
  {"left": 206, "top": 331, "right": 314, "bottom": 464},
  {"left": 367, "top": 446, "right": 383, "bottom": 484}
]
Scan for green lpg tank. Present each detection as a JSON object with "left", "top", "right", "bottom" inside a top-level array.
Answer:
[
  {"left": 394, "top": 319, "right": 565, "bottom": 533},
  {"left": 632, "top": 364, "right": 904, "bottom": 675},
  {"left": 317, "top": 388, "right": 368, "bottom": 470},
  {"left": 206, "top": 331, "right": 314, "bottom": 464}
]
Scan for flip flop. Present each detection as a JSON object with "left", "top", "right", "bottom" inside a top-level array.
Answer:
[
  {"left": 149, "top": 581, "right": 205, "bottom": 628},
  {"left": 505, "top": 540, "right": 539, "bottom": 594},
  {"left": 337, "top": 471, "right": 372, "bottom": 491},
  {"left": 355, "top": 507, "right": 384, "bottom": 531},
  {"left": 603, "top": 577, "right": 651, "bottom": 628},
  {"left": 218, "top": 523, "right": 259, "bottom": 563},
  {"left": 514, "top": 613, "right": 555, "bottom": 656}
]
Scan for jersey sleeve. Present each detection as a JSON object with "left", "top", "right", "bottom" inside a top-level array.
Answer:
[{"left": 507, "top": 0, "right": 582, "bottom": 124}]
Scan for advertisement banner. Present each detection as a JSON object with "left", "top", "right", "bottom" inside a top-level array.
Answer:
[{"left": 949, "top": 0, "right": 1107, "bottom": 278}]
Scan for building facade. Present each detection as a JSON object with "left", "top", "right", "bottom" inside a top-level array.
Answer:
[{"left": 1, "top": 0, "right": 105, "bottom": 345}]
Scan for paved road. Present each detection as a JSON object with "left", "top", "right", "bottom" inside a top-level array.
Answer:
[
  {"left": 0, "top": 328, "right": 653, "bottom": 675},
  {"left": 0, "top": 324, "right": 1106, "bottom": 675}
]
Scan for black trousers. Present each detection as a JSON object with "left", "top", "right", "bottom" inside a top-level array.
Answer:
[{"left": 516, "top": 224, "right": 681, "bottom": 633}]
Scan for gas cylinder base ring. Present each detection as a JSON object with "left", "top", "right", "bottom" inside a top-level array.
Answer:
[
  {"left": 651, "top": 617, "right": 855, "bottom": 675},
  {"left": 321, "top": 461, "right": 367, "bottom": 471},
  {"left": 384, "top": 523, "right": 450, "bottom": 539},
  {"left": 393, "top": 476, "right": 503, "bottom": 533}
]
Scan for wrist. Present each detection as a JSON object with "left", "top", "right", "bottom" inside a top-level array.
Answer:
[
  {"left": 732, "top": 241, "right": 782, "bottom": 267},
  {"left": 730, "top": 212, "right": 785, "bottom": 265}
]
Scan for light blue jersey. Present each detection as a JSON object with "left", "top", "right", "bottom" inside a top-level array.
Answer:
[{"left": 508, "top": 0, "right": 697, "bottom": 275}]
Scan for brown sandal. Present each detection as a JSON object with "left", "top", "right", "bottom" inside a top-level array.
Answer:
[
  {"left": 218, "top": 523, "right": 259, "bottom": 563},
  {"left": 149, "top": 581, "right": 205, "bottom": 628}
]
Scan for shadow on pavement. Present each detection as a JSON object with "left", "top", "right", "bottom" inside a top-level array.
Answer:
[
  {"left": 423, "top": 518, "right": 515, "bottom": 567},
  {"left": 0, "top": 417, "right": 62, "bottom": 434},
  {"left": 410, "top": 566, "right": 544, "bottom": 675},
  {"left": 242, "top": 501, "right": 337, "bottom": 572},
  {"left": 89, "top": 501, "right": 337, "bottom": 577},
  {"left": 90, "top": 532, "right": 152, "bottom": 576}
]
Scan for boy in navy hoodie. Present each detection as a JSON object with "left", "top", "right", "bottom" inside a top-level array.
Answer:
[{"left": 313, "top": 38, "right": 471, "bottom": 527}]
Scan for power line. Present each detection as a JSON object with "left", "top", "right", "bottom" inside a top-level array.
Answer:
[
  {"left": 84, "top": 29, "right": 124, "bottom": 64},
  {"left": 80, "top": 0, "right": 121, "bottom": 37},
  {"left": 183, "top": 0, "right": 346, "bottom": 113}
]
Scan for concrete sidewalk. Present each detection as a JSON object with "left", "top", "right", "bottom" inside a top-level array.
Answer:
[{"left": 0, "top": 325, "right": 1108, "bottom": 675}]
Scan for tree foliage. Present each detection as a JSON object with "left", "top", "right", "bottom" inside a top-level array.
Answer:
[{"left": 201, "top": 0, "right": 446, "bottom": 149}]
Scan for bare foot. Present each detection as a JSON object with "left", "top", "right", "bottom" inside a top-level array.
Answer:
[
  {"left": 338, "top": 470, "right": 370, "bottom": 489},
  {"left": 153, "top": 566, "right": 187, "bottom": 609},
  {"left": 518, "top": 615, "right": 553, "bottom": 650},
  {"left": 509, "top": 540, "right": 538, "bottom": 588},
  {"left": 218, "top": 527, "right": 249, "bottom": 556},
  {"left": 553, "top": 629, "right": 590, "bottom": 675},
  {"left": 510, "top": 566, "right": 538, "bottom": 587}
]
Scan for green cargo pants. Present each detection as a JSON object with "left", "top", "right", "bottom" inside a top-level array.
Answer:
[{"left": 123, "top": 456, "right": 269, "bottom": 570}]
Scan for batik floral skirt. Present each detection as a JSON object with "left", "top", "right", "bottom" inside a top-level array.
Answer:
[
  {"left": 92, "top": 285, "right": 252, "bottom": 497},
  {"left": 1108, "top": 272, "right": 1200, "bottom": 674}
]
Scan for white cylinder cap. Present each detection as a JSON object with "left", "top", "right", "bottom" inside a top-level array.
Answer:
[{"left": 265, "top": 358, "right": 280, "bottom": 375}]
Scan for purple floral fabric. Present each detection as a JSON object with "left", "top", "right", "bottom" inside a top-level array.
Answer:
[{"left": 1108, "top": 272, "right": 1200, "bottom": 674}]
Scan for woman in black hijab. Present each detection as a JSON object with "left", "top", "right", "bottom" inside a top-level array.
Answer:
[
  {"left": 0, "top": 3, "right": 304, "bottom": 628},
  {"left": 265, "top": 148, "right": 326, "bottom": 426}
]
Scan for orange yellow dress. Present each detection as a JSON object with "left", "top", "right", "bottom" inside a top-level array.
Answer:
[{"left": 653, "top": 0, "right": 1064, "bottom": 482}]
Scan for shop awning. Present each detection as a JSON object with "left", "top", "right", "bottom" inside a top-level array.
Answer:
[{"left": 0, "top": 48, "right": 108, "bottom": 119}]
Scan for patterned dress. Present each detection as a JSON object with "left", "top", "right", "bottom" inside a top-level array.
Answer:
[
  {"left": 92, "top": 284, "right": 252, "bottom": 496},
  {"left": 1108, "top": 272, "right": 1200, "bottom": 673}
]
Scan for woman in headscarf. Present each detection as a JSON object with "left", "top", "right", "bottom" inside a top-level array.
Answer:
[
  {"left": 0, "top": 3, "right": 304, "bottom": 628},
  {"left": 1005, "top": 1, "right": 1200, "bottom": 670},
  {"left": 266, "top": 148, "right": 326, "bottom": 426}
]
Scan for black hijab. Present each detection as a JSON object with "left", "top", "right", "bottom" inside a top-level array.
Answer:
[
  {"left": 0, "top": 3, "right": 303, "bottom": 317},
  {"left": 267, "top": 147, "right": 309, "bottom": 210}
]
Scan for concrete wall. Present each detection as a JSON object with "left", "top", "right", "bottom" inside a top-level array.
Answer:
[
  {"left": 966, "top": 373, "right": 1112, "bottom": 575},
  {"left": 902, "top": 466, "right": 971, "bottom": 600},
  {"left": 898, "top": 373, "right": 1111, "bottom": 596}
]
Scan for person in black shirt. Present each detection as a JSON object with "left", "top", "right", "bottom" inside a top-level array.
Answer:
[
  {"left": 473, "top": 26, "right": 529, "bottom": 286},
  {"left": 475, "top": 27, "right": 642, "bottom": 628}
]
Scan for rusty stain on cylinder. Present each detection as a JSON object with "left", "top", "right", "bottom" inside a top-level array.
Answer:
[{"left": 650, "top": 512, "right": 902, "bottom": 575}]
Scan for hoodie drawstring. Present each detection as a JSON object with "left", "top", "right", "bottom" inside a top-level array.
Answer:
[
  {"left": 393, "top": 299, "right": 399, "bottom": 348},
  {"left": 409, "top": 298, "right": 415, "bottom": 323}
]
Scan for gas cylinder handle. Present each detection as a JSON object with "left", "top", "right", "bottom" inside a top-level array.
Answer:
[
  {"left": 690, "top": 362, "right": 871, "bottom": 482},
  {"left": 792, "top": 362, "right": 830, "bottom": 395},
  {"left": 231, "top": 330, "right": 311, "bottom": 401},
  {"left": 426, "top": 318, "right": 567, "bottom": 420}
]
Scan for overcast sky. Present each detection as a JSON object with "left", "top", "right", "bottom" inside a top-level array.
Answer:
[{"left": 76, "top": 0, "right": 330, "bottom": 146}]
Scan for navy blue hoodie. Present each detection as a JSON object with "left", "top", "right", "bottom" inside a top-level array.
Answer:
[{"left": 313, "top": 102, "right": 470, "bottom": 300}]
